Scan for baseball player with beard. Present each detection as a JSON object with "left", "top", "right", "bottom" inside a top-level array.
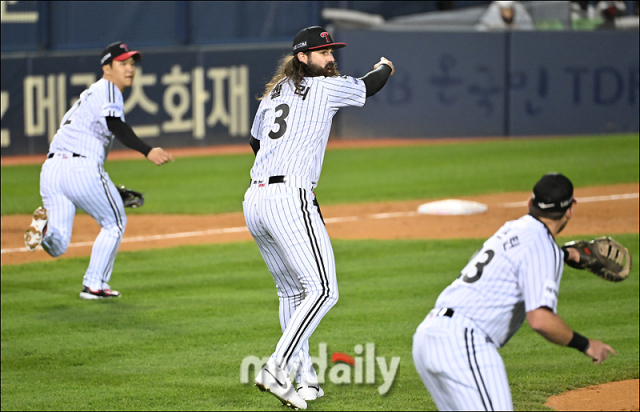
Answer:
[
  {"left": 412, "top": 173, "right": 616, "bottom": 411},
  {"left": 24, "top": 42, "right": 173, "bottom": 300},
  {"left": 244, "top": 26, "right": 394, "bottom": 409}
]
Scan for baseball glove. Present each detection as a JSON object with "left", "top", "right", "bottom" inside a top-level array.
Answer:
[
  {"left": 561, "top": 236, "right": 632, "bottom": 282},
  {"left": 117, "top": 185, "right": 144, "bottom": 208}
]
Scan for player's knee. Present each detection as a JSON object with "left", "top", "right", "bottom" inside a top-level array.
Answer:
[
  {"left": 45, "top": 244, "right": 65, "bottom": 257},
  {"left": 323, "top": 288, "right": 339, "bottom": 308},
  {"left": 102, "top": 224, "right": 125, "bottom": 240},
  {"left": 330, "top": 292, "right": 339, "bottom": 306},
  {"left": 279, "top": 291, "right": 305, "bottom": 301},
  {"left": 306, "top": 288, "right": 338, "bottom": 308},
  {"left": 42, "top": 230, "right": 71, "bottom": 257},
  {"left": 56, "top": 242, "right": 69, "bottom": 256}
]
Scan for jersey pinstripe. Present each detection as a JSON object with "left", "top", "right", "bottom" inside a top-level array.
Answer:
[
  {"left": 49, "top": 78, "right": 124, "bottom": 164},
  {"left": 250, "top": 75, "right": 366, "bottom": 186},
  {"left": 434, "top": 214, "right": 564, "bottom": 347}
]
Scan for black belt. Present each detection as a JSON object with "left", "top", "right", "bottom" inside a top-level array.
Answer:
[
  {"left": 251, "top": 175, "right": 286, "bottom": 185},
  {"left": 437, "top": 308, "right": 455, "bottom": 317},
  {"left": 435, "top": 308, "right": 493, "bottom": 343},
  {"left": 47, "top": 152, "right": 84, "bottom": 159}
]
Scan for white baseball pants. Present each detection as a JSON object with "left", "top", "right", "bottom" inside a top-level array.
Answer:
[
  {"left": 412, "top": 309, "right": 513, "bottom": 411},
  {"left": 39, "top": 153, "right": 126, "bottom": 290},
  {"left": 243, "top": 179, "right": 338, "bottom": 385}
]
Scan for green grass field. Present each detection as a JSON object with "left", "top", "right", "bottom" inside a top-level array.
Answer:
[{"left": 1, "top": 134, "right": 639, "bottom": 411}]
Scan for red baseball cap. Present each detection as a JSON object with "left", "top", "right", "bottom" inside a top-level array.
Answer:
[{"left": 100, "top": 42, "right": 142, "bottom": 66}]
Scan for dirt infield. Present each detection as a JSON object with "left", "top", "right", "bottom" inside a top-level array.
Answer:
[
  {"left": 545, "top": 379, "right": 639, "bottom": 411},
  {"left": 2, "top": 183, "right": 637, "bottom": 266},
  {"left": 1, "top": 175, "right": 637, "bottom": 409}
]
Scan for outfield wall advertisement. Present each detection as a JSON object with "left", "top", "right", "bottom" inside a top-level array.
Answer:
[
  {"left": 1, "top": 44, "right": 290, "bottom": 156},
  {"left": 337, "top": 30, "right": 639, "bottom": 139}
]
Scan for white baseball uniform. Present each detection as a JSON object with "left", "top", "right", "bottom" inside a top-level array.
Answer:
[
  {"left": 243, "top": 75, "right": 366, "bottom": 385},
  {"left": 413, "top": 214, "right": 565, "bottom": 411},
  {"left": 40, "top": 78, "right": 127, "bottom": 291}
]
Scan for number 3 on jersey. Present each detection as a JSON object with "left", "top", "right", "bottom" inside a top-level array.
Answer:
[
  {"left": 460, "top": 248, "right": 495, "bottom": 283},
  {"left": 269, "top": 103, "right": 290, "bottom": 139}
]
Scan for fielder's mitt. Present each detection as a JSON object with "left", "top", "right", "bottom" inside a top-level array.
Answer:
[
  {"left": 117, "top": 185, "right": 144, "bottom": 208},
  {"left": 561, "top": 236, "right": 632, "bottom": 282}
]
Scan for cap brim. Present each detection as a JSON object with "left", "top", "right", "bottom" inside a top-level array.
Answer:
[
  {"left": 113, "top": 51, "right": 142, "bottom": 62},
  {"left": 308, "top": 42, "right": 347, "bottom": 51}
]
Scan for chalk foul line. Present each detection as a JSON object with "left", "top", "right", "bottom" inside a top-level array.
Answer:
[
  {"left": 2, "top": 193, "right": 636, "bottom": 254},
  {"left": 1, "top": 227, "right": 251, "bottom": 254},
  {"left": 501, "top": 192, "right": 638, "bottom": 208}
]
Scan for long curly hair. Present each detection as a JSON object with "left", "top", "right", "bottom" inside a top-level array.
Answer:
[{"left": 258, "top": 52, "right": 339, "bottom": 100}]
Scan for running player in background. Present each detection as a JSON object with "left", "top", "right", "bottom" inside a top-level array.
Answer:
[
  {"left": 244, "top": 26, "right": 394, "bottom": 409},
  {"left": 24, "top": 42, "right": 173, "bottom": 300},
  {"left": 412, "top": 173, "right": 616, "bottom": 411}
]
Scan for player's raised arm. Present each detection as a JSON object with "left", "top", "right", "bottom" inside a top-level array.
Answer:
[
  {"left": 359, "top": 57, "right": 394, "bottom": 97},
  {"left": 374, "top": 57, "right": 395, "bottom": 75}
]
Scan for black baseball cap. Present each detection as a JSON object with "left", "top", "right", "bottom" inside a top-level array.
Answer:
[
  {"left": 292, "top": 26, "right": 346, "bottom": 55},
  {"left": 531, "top": 173, "right": 576, "bottom": 212},
  {"left": 100, "top": 42, "right": 142, "bottom": 66}
]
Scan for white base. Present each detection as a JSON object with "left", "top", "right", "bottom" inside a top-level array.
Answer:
[{"left": 417, "top": 199, "right": 488, "bottom": 216}]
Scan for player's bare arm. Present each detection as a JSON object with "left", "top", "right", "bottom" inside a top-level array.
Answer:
[
  {"left": 147, "top": 147, "right": 174, "bottom": 165},
  {"left": 374, "top": 57, "right": 395, "bottom": 75},
  {"left": 526, "top": 307, "right": 615, "bottom": 364},
  {"left": 564, "top": 247, "right": 581, "bottom": 263},
  {"left": 585, "top": 340, "right": 616, "bottom": 364}
]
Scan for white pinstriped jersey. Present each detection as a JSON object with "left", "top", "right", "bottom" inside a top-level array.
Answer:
[
  {"left": 49, "top": 78, "right": 124, "bottom": 164},
  {"left": 435, "top": 214, "right": 565, "bottom": 348},
  {"left": 250, "top": 75, "right": 366, "bottom": 186}
]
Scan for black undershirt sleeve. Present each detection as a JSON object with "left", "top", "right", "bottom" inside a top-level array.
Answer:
[
  {"left": 249, "top": 135, "right": 260, "bottom": 156},
  {"left": 106, "top": 116, "right": 152, "bottom": 157},
  {"left": 359, "top": 63, "right": 392, "bottom": 97}
]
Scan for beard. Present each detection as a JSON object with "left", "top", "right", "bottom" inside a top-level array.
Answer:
[{"left": 305, "top": 60, "right": 338, "bottom": 77}]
